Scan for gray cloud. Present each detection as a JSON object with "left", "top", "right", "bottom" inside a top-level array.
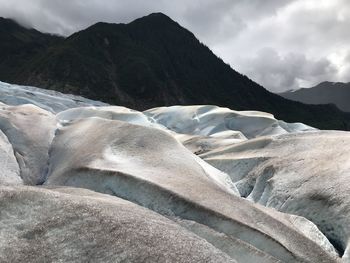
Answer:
[
  {"left": 237, "top": 48, "right": 337, "bottom": 92},
  {"left": 0, "top": 0, "right": 349, "bottom": 91}
]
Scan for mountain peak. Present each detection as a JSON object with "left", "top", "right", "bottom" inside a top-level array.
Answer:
[
  {"left": 316, "top": 81, "right": 350, "bottom": 88},
  {"left": 280, "top": 81, "right": 350, "bottom": 112},
  {"left": 130, "top": 12, "right": 179, "bottom": 28},
  {"left": 136, "top": 12, "right": 173, "bottom": 22},
  {"left": 80, "top": 12, "right": 179, "bottom": 36},
  {"left": 0, "top": 16, "right": 52, "bottom": 36},
  {"left": 0, "top": 17, "right": 22, "bottom": 29},
  {"left": 0, "top": 17, "right": 14, "bottom": 23}
]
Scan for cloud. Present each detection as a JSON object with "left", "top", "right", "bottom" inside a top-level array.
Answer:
[
  {"left": 0, "top": 0, "right": 168, "bottom": 35},
  {"left": 212, "top": 0, "right": 350, "bottom": 90},
  {"left": 0, "top": 0, "right": 349, "bottom": 91},
  {"left": 236, "top": 48, "right": 337, "bottom": 92}
]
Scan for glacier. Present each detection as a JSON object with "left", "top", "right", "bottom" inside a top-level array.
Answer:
[{"left": 0, "top": 81, "right": 348, "bottom": 262}]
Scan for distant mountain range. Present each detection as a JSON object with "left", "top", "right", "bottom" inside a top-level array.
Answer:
[
  {"left": 0, "top": 13, "right": 349, "bottom": 130},
  {"left": 280, "top": 82, "right": 350, "bottom": 112}
]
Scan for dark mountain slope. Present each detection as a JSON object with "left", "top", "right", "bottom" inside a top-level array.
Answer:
[
  {"left": 0, "top": 13, "right": 349, "bottom": 130},
  {"left": 280, "top": 82, "right": 350, "bottom": 112},
  {"left": 0, "top": 17, "right": 63, "bottom": 81}
]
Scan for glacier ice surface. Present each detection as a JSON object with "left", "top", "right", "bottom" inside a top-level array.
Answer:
[{"left": 0, "top": 81, "right": 347, "bottom": 262}]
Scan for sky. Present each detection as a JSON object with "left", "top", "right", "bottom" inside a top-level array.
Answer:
[{"left": 0, "top": 0, "right": 349, "bottom": 92}]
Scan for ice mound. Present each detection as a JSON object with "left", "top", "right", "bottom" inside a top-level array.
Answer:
[
  {"left": 0, "top": 82, "right": 315, "bottom": 141},
  {"left": 0, "top": 81, "right": 107, "bottom": 113},
  {"left": 144, "top": 105, "right": 315, "bottom": 139},
  {"left": 201, "top": 131, "right": 350, "bottom": 259},
  {"left": 55, "top": 104, "right": 315, "bottom": 155},
  {"left": 43, "top": 117, "right": 338, "bottom": 262},
  {"left": 45, "top": 117, "right": 238, "bottom": 196},
  {"left": 0, "top": 186, "right": 235, "bottom": 263},
  {"left": 0, "top": 130, "right": 21, "bottom": 185},
  {"left": 56, "top": 106, "right": 164, "bottom": 129},
  {"left": 0, "top": 103, "right": 57, "bottom": 184}
]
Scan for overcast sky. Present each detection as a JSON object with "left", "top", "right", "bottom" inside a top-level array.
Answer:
[{"left": 0, "top": 0, "right": 349, "bottom": 92}]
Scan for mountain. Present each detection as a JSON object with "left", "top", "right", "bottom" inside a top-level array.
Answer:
[
  {"left": 0, "top": 13, "right": 350, "bottom": 130},
  {"left": 280, "top": 81, "right": 350, "bottom": 112},
  {"left": 0, "top": 17, "right": 63, "bottom": 81}
]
